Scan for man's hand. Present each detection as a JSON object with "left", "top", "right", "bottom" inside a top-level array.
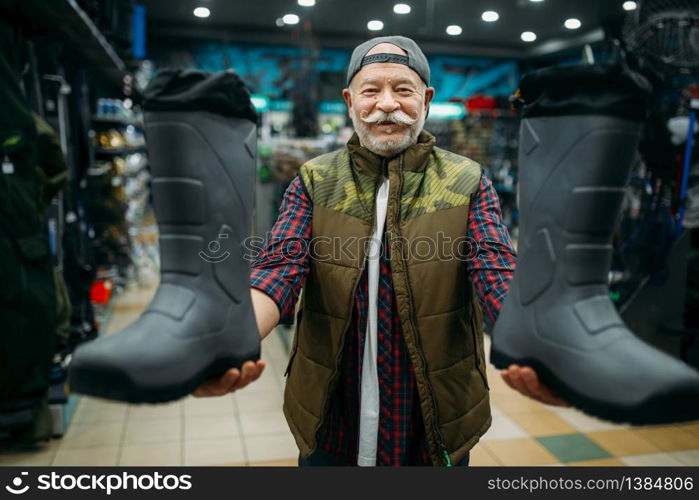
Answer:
[
  {"left": 500, "top": 364, "right": 571, "bottom": 407},
  {"left": 192, "top": 360, "right": 266, "bottom": 397}
]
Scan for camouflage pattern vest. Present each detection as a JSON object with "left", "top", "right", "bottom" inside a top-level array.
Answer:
[{"left": 283, "top": 131, "right": 491, "bottom": 465}]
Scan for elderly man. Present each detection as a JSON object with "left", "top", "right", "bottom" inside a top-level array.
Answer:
[{"left": 194, "top": 36, "right": 566, "bottom": 466}]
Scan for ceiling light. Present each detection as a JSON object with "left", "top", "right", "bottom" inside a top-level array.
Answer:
[
  {"left": 394, "top": 4, "right": 411, "bottom": 14},
  {"left": 521, "top": 31, "right": 537, "bottom": 42},
  {"left": 481, "top": 11, "right": 499, "bottom": 22},
  {"left": 623, "top": 1, "right": 637, "bottom": 10},
  {"left": 564, "top": 18, "right": 582, "bottom": 29},
  {"left": 193, "top": 7, "right": 210, "bottom": 18},
  {"left": 298, "top": 0, "right": 315, "bottom": 6},
  {"left": 446, "top": 25, "right": 462, "bottom": 36},
  {"left": 368, "top": 20, "right": 384, "bottom": 31},
  {"left": 529, "top": 0, "right": 544, "bottom": 2}
]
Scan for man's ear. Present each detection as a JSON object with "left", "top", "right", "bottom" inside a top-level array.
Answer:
[
  {"left": 424, "top": 86, "right": 435, "bottom": 110},
  {"left": 342, "top": 88, "right": 352, "bottom": 117}
]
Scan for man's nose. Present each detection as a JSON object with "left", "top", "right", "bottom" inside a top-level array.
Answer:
[{"left": 375, "top": 89, "right": 400, "bottom": 113}]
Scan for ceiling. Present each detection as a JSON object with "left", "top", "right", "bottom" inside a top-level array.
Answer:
[{"left": 142, "top": 0, "right": 631, "bottom": 59}]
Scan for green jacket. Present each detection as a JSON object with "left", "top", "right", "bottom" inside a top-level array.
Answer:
[
  {"left": 283, "top": 131, "right": 491, "bottom": 466},
  {"left": 0, "top": 18, "right": 61, "bottom": 413}
]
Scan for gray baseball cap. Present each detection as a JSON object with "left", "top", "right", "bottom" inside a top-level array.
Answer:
[{"left": 346, "top": 35, "right": 430, "bottom": 86}]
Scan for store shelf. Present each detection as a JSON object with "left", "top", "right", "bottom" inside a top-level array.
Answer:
[
  {"left": 95, "top": 146, "right": 147, "bottom": 156},
  {"left": 25, "top": 0, "right": 126, "bottom": 84},
  {"left": 92, "top": 115, "right": 143, "bottom": 128}
]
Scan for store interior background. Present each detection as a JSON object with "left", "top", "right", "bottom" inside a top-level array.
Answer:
[{"left": 1, "top": 0, "right": 698, "bottom": 466}]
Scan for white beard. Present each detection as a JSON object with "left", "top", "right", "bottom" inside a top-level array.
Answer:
[{"left": 351, "top": 110, "right": 426, "bottom": 157}]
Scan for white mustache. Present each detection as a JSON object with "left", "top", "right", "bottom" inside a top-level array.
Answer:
[{"left": 359, "top": 109, "right": 418, "bottom": 126}]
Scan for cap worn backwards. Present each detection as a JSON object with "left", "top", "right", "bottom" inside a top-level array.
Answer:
[{"left": 346, "top": 35, "right": 430, "bottom": 86}]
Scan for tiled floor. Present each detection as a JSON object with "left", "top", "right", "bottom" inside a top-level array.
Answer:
[
  {"left": 473, "top": 337, "right": 699, "bottom": 466},
  {"left": 1, "top": 282, "right": 698, "bottom": 467}
]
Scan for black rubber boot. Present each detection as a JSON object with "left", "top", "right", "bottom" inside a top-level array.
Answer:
[
  {"left": 68, "top": 70, "right": 260, "bottom": 403},
  {"left": 491, "top": 63, "right": 699, "bottom": 424}
]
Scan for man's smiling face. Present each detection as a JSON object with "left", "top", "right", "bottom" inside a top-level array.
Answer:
[{"left": 343, "top": 43, "right": 435, "bottom": 157}]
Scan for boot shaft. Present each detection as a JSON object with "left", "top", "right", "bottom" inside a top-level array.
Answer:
[
  {"left": 143, "top": 111, "right": 256, "bottom": 302},
  {"left": 516, "top": 61, "right": 651, "bottom": 244},
  {"left": 144, "top": 111, "right": 256, "bottom": 235},
  {"left": 141, "top": 69, "right": 258, "bottom": 299},
  {"left": 518, "top": 114, "right": 642, "bottom": 242}
]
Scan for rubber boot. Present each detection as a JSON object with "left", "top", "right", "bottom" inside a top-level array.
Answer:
[
  {"left": 491, "top": 63, "right": 699, "bottom": 424},
  {"left": 68, "top": 70, "right": 260, "bottom": 403}
]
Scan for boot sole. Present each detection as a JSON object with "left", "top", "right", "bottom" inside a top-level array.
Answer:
[
  {"left": 490, "top": 349, "right": 699, "bottom": 425},
  {"left": 67, "top": 352, "right": 260, "bottom": 404}
]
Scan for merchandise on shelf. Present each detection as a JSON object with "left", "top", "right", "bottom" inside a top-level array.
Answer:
[
  {"left": 92, "top": 125, "right": 145, "bottom": 153},
  {"left": 86, "top": 102, "right": 153, "bottom": 304}
]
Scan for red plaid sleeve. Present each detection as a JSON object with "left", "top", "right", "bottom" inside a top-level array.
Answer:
[
  {"left": 249, "top": 176, "right": 312, "bottom": 322},
  {"left": 467, "top": 173, "right": 517, "bottom": 324}
]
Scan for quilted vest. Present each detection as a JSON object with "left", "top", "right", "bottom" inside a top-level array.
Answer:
[{"left": 282, "top": 131, "right": 491, "bottom": 465}]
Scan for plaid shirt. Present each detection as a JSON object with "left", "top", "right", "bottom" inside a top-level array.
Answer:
[{"left": 250, "top": 169, "right": 516, "bottom": 466}]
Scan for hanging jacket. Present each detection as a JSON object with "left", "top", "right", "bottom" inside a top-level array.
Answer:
[{"left": 0, "top": 18, "right": 57, "bottom": 415}]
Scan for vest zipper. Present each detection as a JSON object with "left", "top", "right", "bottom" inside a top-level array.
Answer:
[
  {"left": 388, "top": 155, "right": 452, "bottom": 467},
  {"left": 406, "top": 290, "right": 453, "bottom": 466}
]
